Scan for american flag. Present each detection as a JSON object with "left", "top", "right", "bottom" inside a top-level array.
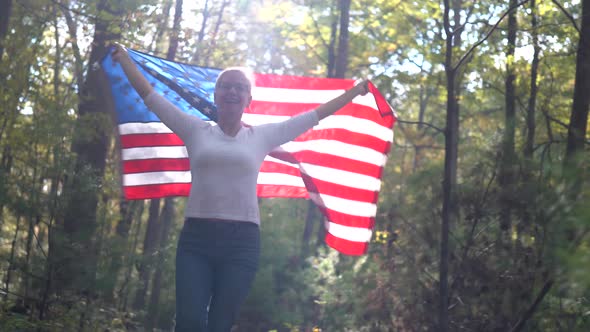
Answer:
[{"left": 101, "top": 49, "right": 396, "bottom": 255}]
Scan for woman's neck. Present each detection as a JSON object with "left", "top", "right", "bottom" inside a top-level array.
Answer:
[{"left": 217, "top": 117, "right": 242, "bottom": 137}]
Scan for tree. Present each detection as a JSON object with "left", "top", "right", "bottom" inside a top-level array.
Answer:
[{"left": 55, "top": 0, "right": 124, "bottom": 300}]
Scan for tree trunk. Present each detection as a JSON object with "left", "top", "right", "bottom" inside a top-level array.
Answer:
[
  {"left": 55, "top": 0, "right": 123, "bottom": 296},
  {"left": 119, "top": 200, "right": 145, "bottom": 311},
  {"left": 524, "top": 0, "right": 539, "bottom": 159},
  {"left": 326, "top": 1, "right": 338, "bottom": 78},
  {"left": 4, "top": 214, "right": 21, "bottom": 301},
  {"left": 499, "top": 2, "right": 519, "bottom": 326},
  {"left": 334, "top": 0, "right": 350, "bottom": 78},
  {"left": 133, "top": 198, "right": 161, "bottom": 310},
  {"left": 203, "top": 0, "right": 230, "bottom": 66},
  {"left": 499, "top": 0, "right": 518, "bottom": 235},
  {"left": 146, "top": 197, "right": 176, "bottom": 330},
  {"left": 0, "top": 0, "right": 12, "bottom": 59},
  {"left": 149, "top": 0, "right": 173, "bottom": 53},
  {"left": 192, "top": 0, "right": 210, "bottom": 64},
  {"left": 439, "top": 0, "right": 462, "bottom": 330},
  {"left": 564, "top": 0, "right": 590, "bottom": 176}
]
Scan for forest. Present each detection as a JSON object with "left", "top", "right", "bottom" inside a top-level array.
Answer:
[{"left": 0, "top": 0, "right": 589, "bottom": 331}]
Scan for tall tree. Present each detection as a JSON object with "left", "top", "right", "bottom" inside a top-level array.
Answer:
[
  {"left": 56, "top": 0, "right": 124, "bottom": 295},
  {"left": 564, "top": 0, "right": 590, "bottom": 175},
  {"left": 0, "top": 0, "right": 12, "bottom": 60},
  {"left": 524, "top": 0, "right": 539, "bottom": 159}
]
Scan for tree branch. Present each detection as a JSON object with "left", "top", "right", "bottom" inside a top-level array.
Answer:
[
  {"left": 397, "top": 119, "right": 445, "bottom": 135},
  {"left": 551, "top": 0, "right": 580, "bottom": 33},
  {"left": 509, "top": 279, "right": 554, "bottom": 332},
  {"left": 455, "top": 0, "right": 530, "bottom": 71}
]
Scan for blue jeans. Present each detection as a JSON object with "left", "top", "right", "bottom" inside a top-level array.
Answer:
[{"left": 175, "top": 218, "right": 260, "bottom": 332}]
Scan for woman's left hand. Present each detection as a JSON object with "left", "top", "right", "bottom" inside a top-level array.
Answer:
[{"left": 355, "top": 79, "right": 370, "bottom": 96}]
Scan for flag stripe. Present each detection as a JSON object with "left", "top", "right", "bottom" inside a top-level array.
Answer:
[
  {"left": 123, "top": 158, "right": 190, "bottom": 173},
  {"left": 120, "top": 133, "right": 185, "bottom": 148},
  {"left": 324, "top": 232, "right": 369, "bottom": 256},
  {"left": 125, "top": 183, "right": 191, "bottom": 200}
]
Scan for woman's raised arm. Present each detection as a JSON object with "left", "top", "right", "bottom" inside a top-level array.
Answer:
[
  {"left": 314, "top": 80, "right": 370, "bottom": 120},
  {"left": 110, "top": 44, "right": 208, "bottom": 139}
]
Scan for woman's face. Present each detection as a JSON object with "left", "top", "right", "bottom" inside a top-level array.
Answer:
[{"left": 214, "top": 70, "right": 252, "bottom": 118}]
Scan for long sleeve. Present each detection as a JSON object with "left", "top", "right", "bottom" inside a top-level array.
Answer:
[
  {"left": 144, "top": 91, "right": 209, "bottom": 141},
  {"left": 256, "top": 110, "right": 319, "bottom": 151}
]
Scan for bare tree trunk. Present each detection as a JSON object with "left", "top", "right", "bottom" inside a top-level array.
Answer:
[
  {"left": 0, "top": 0, "right": 12, "bottom": 60},
  {"left": 4, "top": 215, "right": 21, "bottom": 302},
  {"left": 167, "top": 0, "right": 183, "bottom": 60},
  {"left": 192, "top": 0, "right": 210, "bottom": 64},
  {"left": 149, "top": 0, "right": 173, "bottom": 53},
  {"left": 334, "top": 0, "right": 350, "bottom": 78},
  {"left": 499, "top": 1, "right": 519, "bottom": 326},
  {"left": 62, "top": 4, "right": 84, "bottom": 89},
  {"left": 499, "top": 0, "right": 518, "bottom": 236},
  {"left": 439, "top": 0, "right": 462, "bottom": 330},
  {"left": 147, "top": 198, "right": 176, "bottom": 330},
  {"left": 56, "top": 0, "right": 124, "bottom": 295},
  {"left": 564, "top": 0, "right": 590, "bottom": 177},
  {"left": 119, "top": 200, "right": 145, "bottom": 311},
  {"left": 524, "top": 0, "right": 539, "bottom": 159},
  {"left": 203, "top": 0, "right": 229, "bottom": 66},
  {"left": 326, "top": 1, "right": 338, "bottom": 78},
  {"left": 133, "top": 199, "right": 161, "bottom": 310}
]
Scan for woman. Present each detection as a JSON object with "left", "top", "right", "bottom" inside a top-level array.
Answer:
[{"left": 111, "top": 44, "right": 369, "bottom": 332}]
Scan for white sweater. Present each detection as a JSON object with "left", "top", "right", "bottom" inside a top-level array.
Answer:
[{"left": 144, "top": 92, "right": 319, "bottom": 224}]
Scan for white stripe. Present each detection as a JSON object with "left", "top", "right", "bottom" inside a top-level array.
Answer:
[
  {"left": 264, "top": 155, "right": 301, "bottom": 167},
  {"left": 119, "top": 121, "right": 214, "bottom": 135},
  {"left": 241, "top": 114, "right": 393, "bottom": 143},
  {"left": 315, "top": 116, "right": 393, "bottom": 143},
  {"left": 122, "top": 146, "right": 188, "bottom": 160},
  {"left": 124, "top": 171, "right": 191, "bottom": 186},
  {"left": 119, "top": 122, "right": 173, "bottom": 135},
  {"left": 257, "top": 172, "right": 305, "bottom": 187},
  {"left": 324, "top": 220, "right": 373, "bottom": 243},
  {"left": 252, "top": 87, "right": 378, "bottom": 109},
  {"left": 300, "top": 163, "right": 382, "bottom": 191},
  {"left": 124, "top": 170, "right": 306, "bottom": 188},
  {"left": 309, "top": 192, "right": 376, "bottom": 217},
  {"left": 280, "top": 140, "right": 386, "bottom": 166}
]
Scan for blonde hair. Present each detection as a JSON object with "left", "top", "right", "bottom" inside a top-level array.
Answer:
[{"left": 215, "top": 67, "right": 255, "bottom": 92}]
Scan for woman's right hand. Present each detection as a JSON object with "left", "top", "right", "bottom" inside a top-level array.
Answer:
[
  {"left": 111, "top": 43, "right": 131, "bottom": 64},
  {"left": 109, "top": 43, "right": 154, "bottom": 99}
]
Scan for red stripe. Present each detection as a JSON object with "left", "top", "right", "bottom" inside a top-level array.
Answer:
[
  {"left": 259, "top": 160, "right": 301, "bottom": 176},
  {"left": 269, "top": 150, "right": 384, "bottom": 179},
  {"left": 292, "top": 129, "right": 391, "bottom": 153},
  {"left": 317, "top": 205, "right": 375, "bottom": 229},
  {"left": 324, "top": 232, "right": 368, "bottom": 256},
  {"left": 124, "top": 183, "right": 191, "bottom": 199},
  {"left": 257, "top": 184, "right": 308, "bottom": 198},
  {"left": 248, "top": 101, "right": 392, "bottom": 126},
  {"left": 254, "top": 74, "right": 353, "bottom": 90},
  {"left": 301, "top": 174, "right": 378, "bottom": 203},
  {"left": 123, "top": 158, "right": 190, "bottom": 173},
  {"left": 369, "top": 82, "right": 397, "bottom": 120},
  {"left": 120, "top": 133, "right": 184, "bottom": 148}
]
